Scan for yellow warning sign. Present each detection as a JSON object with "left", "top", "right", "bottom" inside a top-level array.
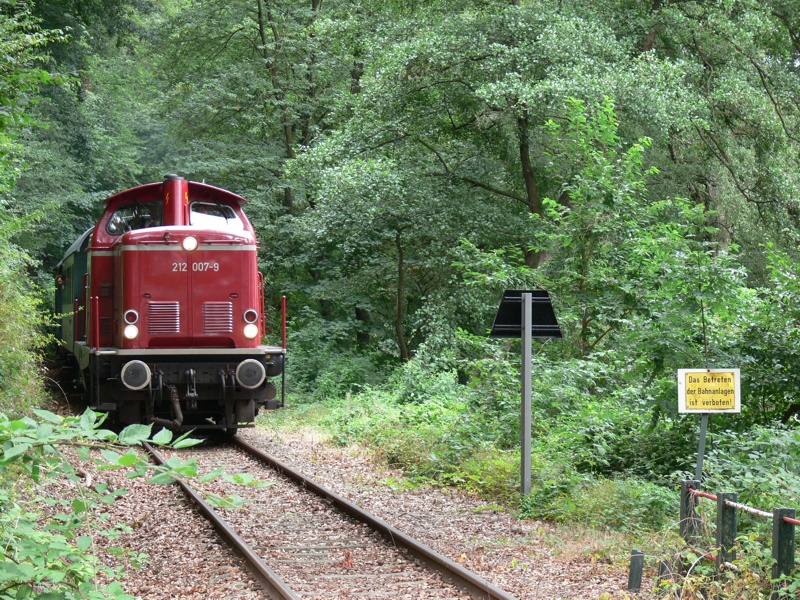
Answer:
[{"left": 678, "top": 369, "right": 741, "bottom": 413}]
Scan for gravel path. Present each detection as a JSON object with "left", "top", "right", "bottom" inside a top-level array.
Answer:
[
  {"left": 237, "top": 425, "right": 641, "bottom": 600},
  {"left": 91, "top": 459, "right": 267, "bottom": 600},
  {"left": 44, "top": 378, "right": 647, "bottom": 598},
  {"left": 160, "top": 443, "right": 472, "bottom": 599},
  {"left": 49, "top": 424, "right": 646, "bottom": 599}
]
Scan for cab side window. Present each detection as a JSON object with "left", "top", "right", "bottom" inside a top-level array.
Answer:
[
  {"left": 106, "top": 202, "right": 163, "bottom": 235},
  {"left": 190, "top": 202, "right": 244, "bottom": 230}
]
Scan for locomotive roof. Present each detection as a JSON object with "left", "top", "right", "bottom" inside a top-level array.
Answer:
[
  {"left": 101, "top": 180, "right": 248, "bottom": 206},
  {"left": 57, "top": 226, "right": 94, "bottom": 267}
]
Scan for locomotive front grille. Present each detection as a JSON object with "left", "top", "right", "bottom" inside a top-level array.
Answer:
[
  {"left": 148, "top": 301, "right": 180, "bottom": 334},
  {"left": 203, "top": 302, "right": 233, "bottom": 333}
]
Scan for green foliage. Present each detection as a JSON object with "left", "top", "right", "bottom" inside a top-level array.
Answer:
[
  {"left": 285, "top": 307, "right": 388, "bottom": 400},
  {"left": 0, "top": 1, "right": 64, "bottom": 186},
  {"left": 12, "top": 5, "right": 163, "bottom": 270},
  {"left": 535, "top": 97, "right": 747, "bottom": 367},
  {"left": 550, "top": 391, "right": 699, "bottom": 480},
  {"left": 520, "top": 473, "right": 676, "bottom": 534},
  {"left": 302, "top": 358, "right": 520, "bottom": 490},
  {"left": 447, "top": 449, "right": 518, "bottom": 502},
  {"left": 1, "top": 410, "right": 159, "bottom": 598},
  {"left": 649, "top": 424, "right": 800, "bottom": 597},
  {"left": 0, "top": 217, "right": 48, "bottom": 414},
  {"left": 657, "top": 532, "right": 799, "bottom": 599},
  {"left": 6, "top": 4, "right": 800, "bottom": 595},
  {"left": 0, "top": 407, "right": 262, "bottom": 599},
  {"left": 735, "top": 244, "right": 800, "bottom": 423},
  {"left": 701, "top": 425, "right": 800, "bottom": 520}
]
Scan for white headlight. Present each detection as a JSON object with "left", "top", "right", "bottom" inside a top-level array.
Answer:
[
  {"left": 124, "top": 324, "right": 139, "bottom": 340},
  {"left": 243, "top": 323, "right": 259, "bottom": 339},
  {"left": 182, "top": 236, "right": 198, "bottom": 251}
]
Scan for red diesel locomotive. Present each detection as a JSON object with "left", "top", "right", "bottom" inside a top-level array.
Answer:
[{"left": 55, "top": 175, "right": 285, "bottom": 432}]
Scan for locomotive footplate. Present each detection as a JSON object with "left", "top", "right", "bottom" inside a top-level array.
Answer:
[{"left": 91, "top": 347, "right": 284, "bottom": 429}]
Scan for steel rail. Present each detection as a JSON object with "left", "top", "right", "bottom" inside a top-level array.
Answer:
[
  {"left": 142, "top": 442, "right": 299, "bottom": 600},
  {"left": 232, "top": 435, "right": 517, "bottom": 600}
]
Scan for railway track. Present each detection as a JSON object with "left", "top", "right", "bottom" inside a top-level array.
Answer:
[{"left": 144, "top": 437, "right": 516, "bottom": 599}]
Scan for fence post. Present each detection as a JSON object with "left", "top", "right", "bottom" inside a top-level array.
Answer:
[
  {"left": 656, "top": 559, "right": 674, "bottom": 588},
  {"left": 771, "top": 508, "right": 796, "bottom": 598},
  {"left": 627, "top": 549, "right": 644, "bottom": 592},
  {"left": 716, "top": 492, "right": 738, "bottom": 570},
  {"left": 680, "top": 480, "right": 701, "bottom": 543}
]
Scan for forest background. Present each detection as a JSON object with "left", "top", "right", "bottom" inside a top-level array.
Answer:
[{"left": 1, "top": 0, "right": 800, "bottom": 588}]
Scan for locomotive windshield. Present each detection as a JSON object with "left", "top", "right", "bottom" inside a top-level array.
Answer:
[
  {"left": 190, "top": 201, "right": 245, "bottom": 231},
  {"left": 106, "top": 201, "right": 163, "bottom": 235}
]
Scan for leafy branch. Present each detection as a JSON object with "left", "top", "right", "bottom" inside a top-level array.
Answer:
[{"left": 0, "top": 408, "right": 250, "bottom": 599}]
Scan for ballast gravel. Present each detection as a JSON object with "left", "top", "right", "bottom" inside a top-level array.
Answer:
[
  {"left": 159, "top": 444, "right": 471, "bottom": 599},
  {"left": 89, "top": 463, "right": 265, "bottom": 600},
  {"left": 237, "top": 426, "right": 643, "bottom": 600},
  {"left": 54, "top": 427, "right": 647, "bottom": 599}
]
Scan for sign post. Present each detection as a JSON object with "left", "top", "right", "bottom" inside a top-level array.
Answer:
[
  {"left": 695, "top": 413, "right": 709, "bottom": 482},
  {"left": 521, "top": 293, "right": 532, "bottom": 495},
  {"left": 678, "top": 368, "right": 741, "bottom": 482},
  {"left": 491, "top": 290, "right": 561, "bottom": 495}
]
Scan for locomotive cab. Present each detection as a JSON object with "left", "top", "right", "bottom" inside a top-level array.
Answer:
[{"left": 59, "top": 175, "right": 285, "bottom": 432}]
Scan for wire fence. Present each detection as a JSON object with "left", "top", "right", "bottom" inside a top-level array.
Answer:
[{"left": 627, "top": 480, "right": 798, "bottom": 598}]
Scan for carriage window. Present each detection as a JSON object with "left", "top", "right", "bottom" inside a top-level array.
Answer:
[
  {"left": 190, "top": 202, "right": 244, "bottom": 230},
  {"left": 106, "top": 202, "right": 163, "bottom": 235}
]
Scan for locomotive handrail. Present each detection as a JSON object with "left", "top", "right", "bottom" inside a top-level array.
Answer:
[
  {"left": 91, "top": 296, "right": 100, "bottom": 350},
  {"left": 258, "top": 271, "right": 266, "bottom": 338},
  {"left": 82, "top": 273, "right": 89, "bottom": 341},
  {"left": 73, "top": 298, "right": 79, "bottom": 346},
  {"left": 126, "top": 239, "right": 181, "bottom": 245},
  {"left": 88, "top": 295, "right": 93, "bottom": 348}
]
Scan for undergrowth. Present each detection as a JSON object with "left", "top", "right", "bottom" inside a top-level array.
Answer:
[
  {"left": 0, "top": 240, "right": 48, "bottom": 415},
  {"left": 265, "top": 358, "right": 681, "bottom": 534},
  {"left": 264, "top": 351, "right": 800, "bottom": 597}
]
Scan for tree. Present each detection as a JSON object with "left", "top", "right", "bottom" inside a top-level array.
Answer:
[
  {"left": 13, "top": 0, "right": 162, "bottom": 270},
  {"left": 638, "top": 0, "right": 800, "bottom": 266},
  {"left": 0, "top": 1, "right": 63, "bottom": 190},
  {"left": 0, "top": 1, "right": 65, "bottom": 408},
  {"left": 150, "top": 0, "right": 349, "bottom": 207},
  {"left": 293, "top": 154, "right": 493, "bottom": 361}
]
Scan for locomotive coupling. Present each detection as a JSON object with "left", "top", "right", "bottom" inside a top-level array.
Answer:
[
  {"left": 184, "top": 369, "right": 198, "bottom": 410},
  {"left": 149, "top": 385, "right": 184, "bottom": 428}
]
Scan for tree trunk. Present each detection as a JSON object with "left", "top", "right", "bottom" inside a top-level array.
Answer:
[
  {"left": 351, "top": 60, "right": 364, "bottom": 94},
  {"left": 642, "top": 0, "right": 663, "bottom": 52},
  {"left": 355, "top": 306, "right": 371, "bottom": 345},
  {"left": 256, "top": 0, "right": 295, "bottom": 214},
  {"left": 518, "top": 109, "right": 544, "bottom": 267},
  {"left": 517, "top": 109, "right": 541, "bottom": 217}
]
